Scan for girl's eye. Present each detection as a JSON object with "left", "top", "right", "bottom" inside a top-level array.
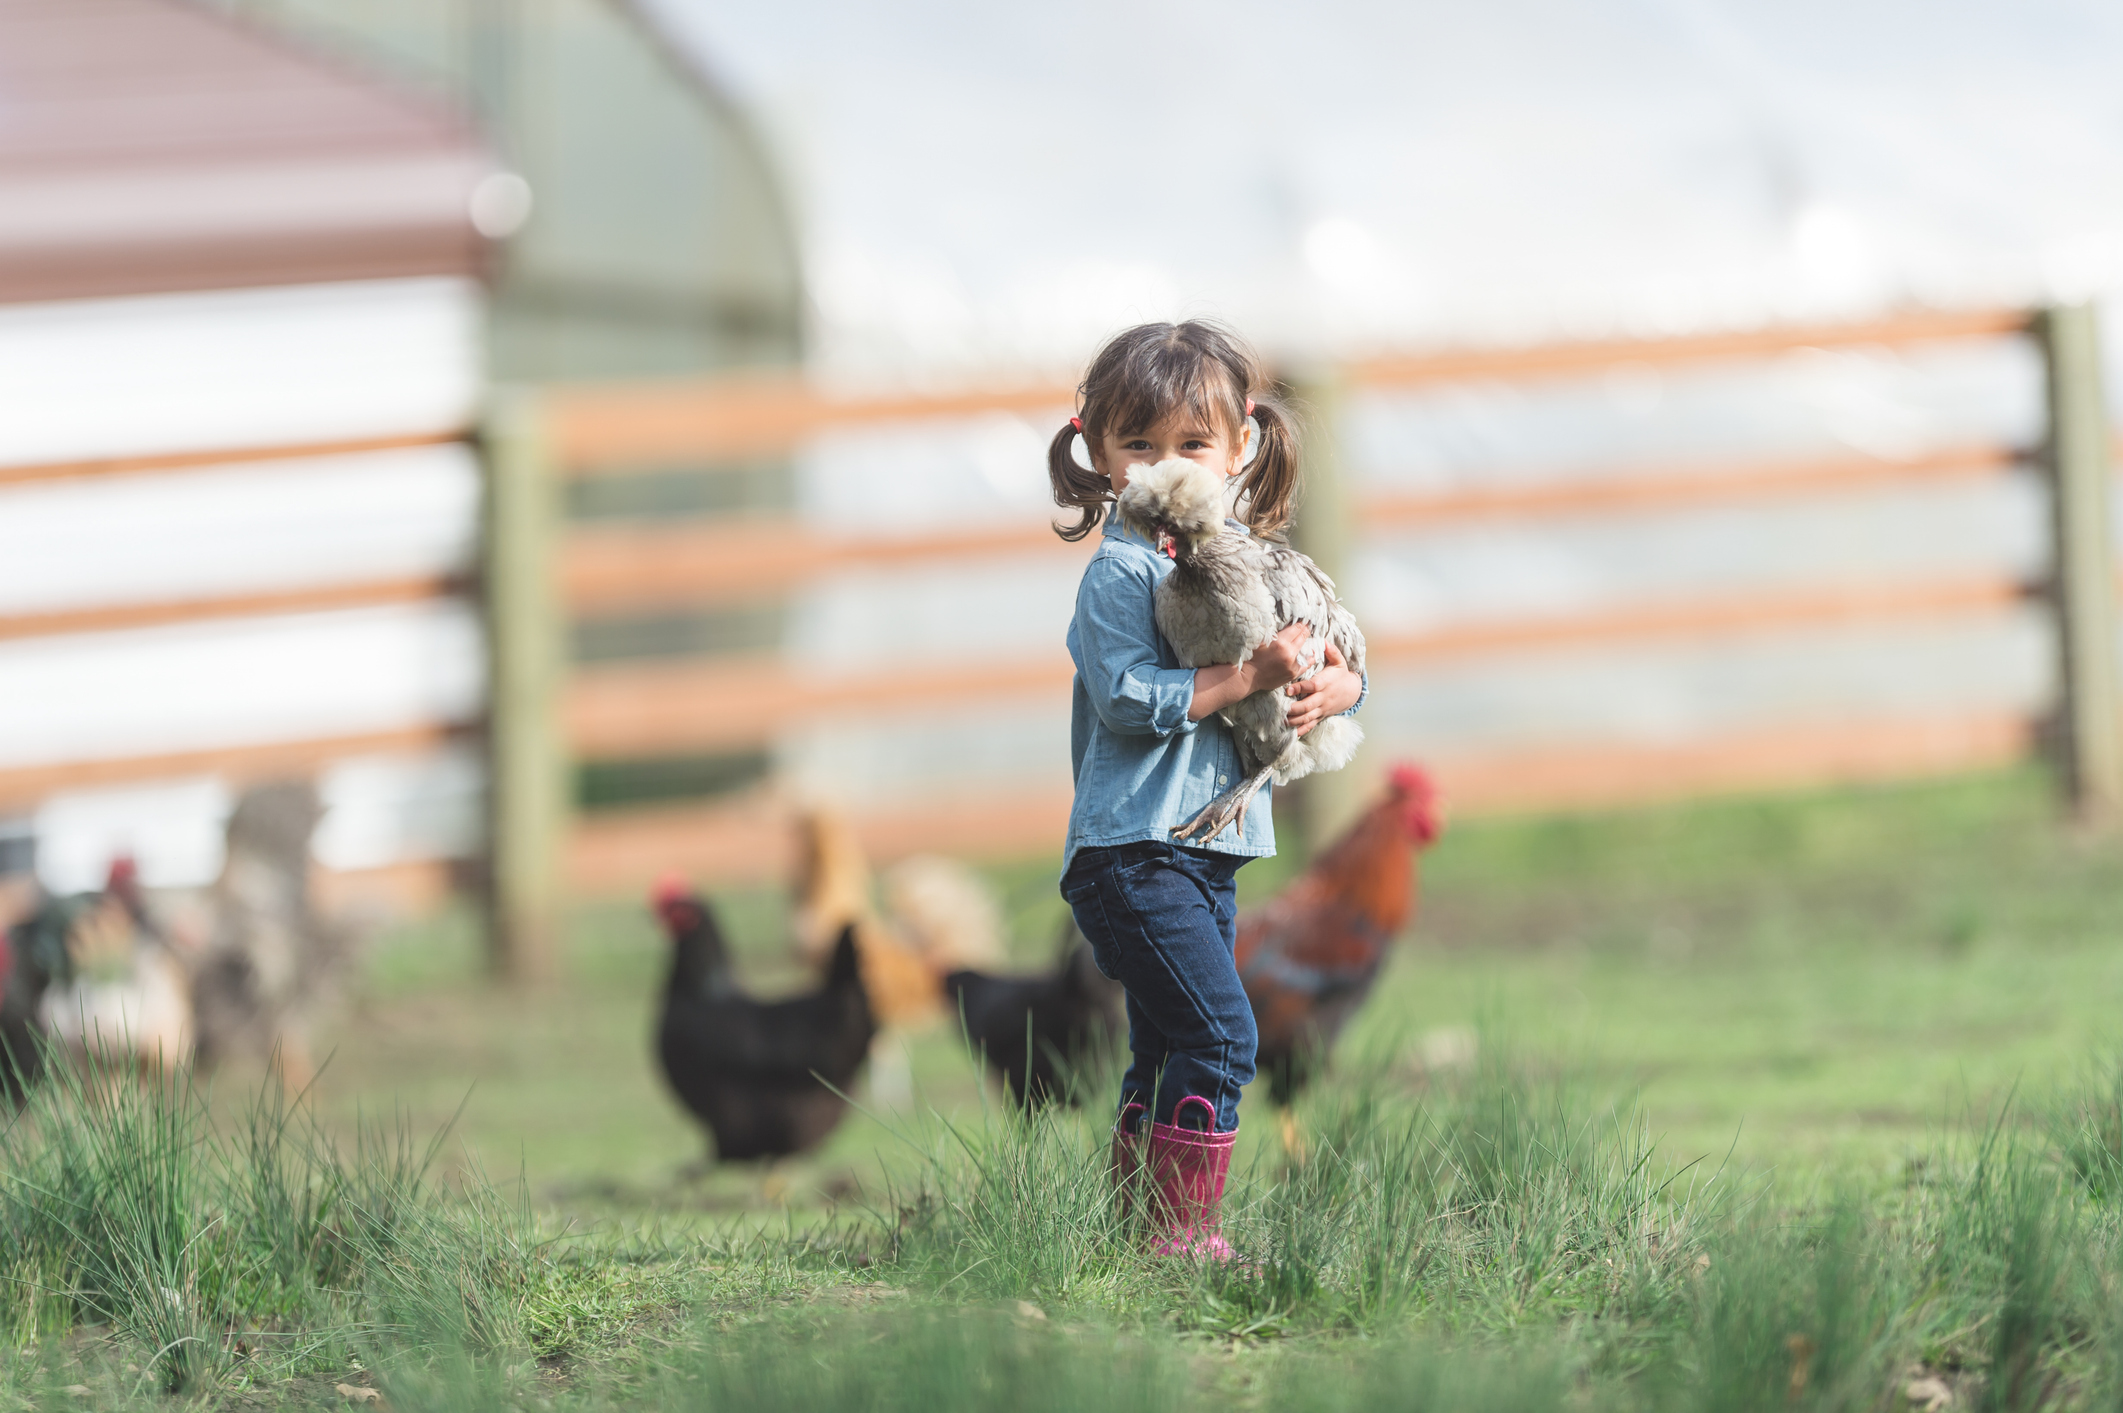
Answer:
[{"left": 1123, "top": 440, "right": 1151, "bottom": 451}]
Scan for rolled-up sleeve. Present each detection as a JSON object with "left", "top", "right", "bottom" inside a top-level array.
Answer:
[
  {"left": 1073, "top": 557, "right": 1197, "bottom": 737},
  {"left": 1342, "top": 671, "right": 1368, "bottom": 717}
]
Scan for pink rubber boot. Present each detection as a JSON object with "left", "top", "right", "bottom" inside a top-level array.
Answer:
[{"left": 1144, "top": 1096, "right": 1236, "bottom": 1260}]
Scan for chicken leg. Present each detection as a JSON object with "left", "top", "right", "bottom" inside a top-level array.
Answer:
[{"left": 1171, "top": 764, "right": 1275, "bottom": 844}]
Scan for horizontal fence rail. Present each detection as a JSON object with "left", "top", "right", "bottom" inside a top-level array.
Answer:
[
  {"left": 11, "top": 300, "right": 2112, "bottom": 983},
  {"left": 1341, "top": 307, "right": 2032, "bottom": 388},
  {"left": 0, "top": 574, "right": 467, "bottom": 642},
  {"left": 546, "top": 379, "right": 1079, "bottom": 468},
  {"left": 0, "top": 724, "right": 470, "bottom": 814},
  {"left": 0, "top": 430, "right": 468, "bottom": 488},
  {"left": 479, "top": 301, "right": 2114, "bottom": 966},
  {"left": 0, "top": 423, "right": 483, "bottom": 919},
  {"left": 563, "top": 519, "right": 1092, "bottom": 612},
  {"left": 1361, "top": 445, "right": 2025, "bottom": 526}
]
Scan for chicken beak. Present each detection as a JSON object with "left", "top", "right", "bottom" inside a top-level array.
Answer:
[{"left": 1158, "top": 534, "right": 1177, "bottom": 560}]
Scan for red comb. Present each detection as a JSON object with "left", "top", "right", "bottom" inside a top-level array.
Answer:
[
  {"left": 650, "top": 872, "right": 691, "bottom": 909},
  {"left": 1388, "top": 762, "right": 1433, "bottom": 797},
  {"left": 106, "top": 855, "right": 139, "bottom": 889}
]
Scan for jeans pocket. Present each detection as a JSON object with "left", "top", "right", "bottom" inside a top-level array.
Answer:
[{"left": 1060, "top": 871, "right": 1122, "bottom": 981}]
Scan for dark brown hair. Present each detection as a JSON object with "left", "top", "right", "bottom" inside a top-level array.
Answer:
[{"left": 1047, "top": 320, "right": 1300, "bottom": 542}]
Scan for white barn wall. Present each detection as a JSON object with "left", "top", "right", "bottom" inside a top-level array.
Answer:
[
  {"left": 0, "top": 278, "right": 481, "bottom": 467},
  {"left": 0, "top": 278, "right": 488, "bottom": 892}
]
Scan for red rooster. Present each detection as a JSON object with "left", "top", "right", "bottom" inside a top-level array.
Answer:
[{"left": 1237, "top": 763, "right": 1442, "bottom": 1123}]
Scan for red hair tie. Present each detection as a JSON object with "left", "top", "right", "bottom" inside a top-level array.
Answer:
[
  {"left": 1070, "top": 416, "right": 1083, "bottom": 432},
  {"left": 1245, "top": 399, "right": 1256, "bottom": 415}
]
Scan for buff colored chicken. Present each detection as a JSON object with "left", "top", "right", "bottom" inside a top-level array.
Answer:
[
  {"left": 790, "top": 810, "right": 1006, "bottom": 1110},
  {"left": 790, "top": 809, "right": 1003, "bottom": 1024}
]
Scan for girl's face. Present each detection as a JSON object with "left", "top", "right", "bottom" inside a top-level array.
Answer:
[{"left": 1095, "top": 409, "right": 1247, "bottom": 494}]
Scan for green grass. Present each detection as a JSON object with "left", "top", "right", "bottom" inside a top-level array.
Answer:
[
  {"left": 12, "top": 764, "right": 2123, "bottom": 1406},
  {"left": 314, "top": 765, "right": 2123, "bottom": 1197},
  {"left": 14, "top": 1029, "right": 2123, "bottom": 1408}
]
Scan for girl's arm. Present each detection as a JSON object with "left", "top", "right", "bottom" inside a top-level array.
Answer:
[
  {"left": 1074, "top": 557, "right": 1203, "bottom": 736},
  {"left": 1187, "top": 623, "right": 1311, "bottom": 721},
  {"left": 1075, "top": 557, "right": 1310, "bottom": 732}
]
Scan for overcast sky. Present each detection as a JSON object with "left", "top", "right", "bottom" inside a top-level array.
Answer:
[{"left": 640, "top": 0, "right": 2123, "bottom": 382}]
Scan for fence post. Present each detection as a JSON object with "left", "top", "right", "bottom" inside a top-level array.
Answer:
[
  {"left": 2038, "top": 304, "right": 2123, "bottom": 822},
  {"left": 1287, "top": 367, "right": 1366, "bottom": 851},
  {"left": 483, "top": 387, "right": 566, "bottom": 981}
]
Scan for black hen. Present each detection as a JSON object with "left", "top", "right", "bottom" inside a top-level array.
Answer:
[
  {"left": 945, "top": 926, "right": 1123, "bottom": 1109},
  {"left": 653, "top": 881, "right": 876, "bottom": 1163},
  {"left": 1, "top": 889, "right": 80, "bottom": 1103}
]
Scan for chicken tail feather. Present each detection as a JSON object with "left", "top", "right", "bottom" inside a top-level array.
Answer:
[{"left": 825, "top": 924, "right": 864, "bottom": 989}]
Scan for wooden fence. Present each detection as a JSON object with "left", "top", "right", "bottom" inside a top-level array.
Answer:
[
  {"left": 482, "top": 304, "right": 2120, "bottom": 979},
  {"left": 0, "top": 427, "right": 482, "bottom": 913}
]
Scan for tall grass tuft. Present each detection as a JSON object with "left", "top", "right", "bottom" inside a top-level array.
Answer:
[
  {"left": 877, "top": 1097, "right": 1149, "bottom": 1306},
  {"left": 875, "top": 1043, "right": 1721, "bottom": 1347},
  {"left": 0, "top": 1052, "right": 542, "bottom": 1393}
]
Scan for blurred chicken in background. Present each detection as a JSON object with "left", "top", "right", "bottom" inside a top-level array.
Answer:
[
  {"left": 792, "top": 811, "right": 1003, "bottom": 1017},
  {"left": 189, "top": 782, "right": 354, "bottom": 1090},
  {"left": 36, "top": 857, "right": 193, "bottom": 1084},
  {"left": 945, "top": 920, "right": 1122, "bottom": 1109},
  {"left": 1238, "top": 763, "right": 1443, "bottom": 1151},
  {"left": 2, "top": 890, "right": 65, "bottom": 1103},
  {"left": 790, "top": 810, "right": 1006, "bottom": 1108},
  {"left": 653, "top": 880, "right": 874, "bottom": 1167},
  {"left": 0, "top": 841, "right": 45, "bottom": 1102}
]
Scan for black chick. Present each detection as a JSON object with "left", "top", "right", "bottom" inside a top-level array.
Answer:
[
  {"left": 653, "top": 881, "right": 876, "bottom": 1163},
  {"left": 945, "top": 926, "right": 1123, "bottom": 1109}
]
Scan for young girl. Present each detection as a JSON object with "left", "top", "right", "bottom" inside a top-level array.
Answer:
[{"left": 1049, "top": 321, "right": 1365, "bottom": 1258}]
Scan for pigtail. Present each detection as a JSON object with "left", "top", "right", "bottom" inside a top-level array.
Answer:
[
  {"left": 1235, "top": 394, "right": 1301, "bottom": 539},
  {"left": 1047, "top": 416, "right": 1108, "bottom": 542}
]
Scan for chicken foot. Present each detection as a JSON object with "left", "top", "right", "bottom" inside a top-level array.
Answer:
[{"left": 1171, "top": 765, "right": 1275, "bottom": 843}]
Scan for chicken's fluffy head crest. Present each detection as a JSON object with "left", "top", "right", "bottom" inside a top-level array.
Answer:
[{"left": 1116, "top": 458, "right": 1228, "bottom": 559}]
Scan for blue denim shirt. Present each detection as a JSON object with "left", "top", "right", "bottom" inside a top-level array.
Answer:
[{"left": 1063, "top": 506, "right": 1365, "bottom": 867}]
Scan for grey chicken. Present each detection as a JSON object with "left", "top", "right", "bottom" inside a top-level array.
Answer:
[
  {"left": 1118, "top": 457, "right": 1367, "bottom": 842},
  {"left": 190, "top": 781, "right": 351, "bottom": 1089}
]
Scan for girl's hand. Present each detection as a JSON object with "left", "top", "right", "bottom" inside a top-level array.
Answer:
[
  {"left": 1248, "top": 623, "right": 1311, "bottom": 693},
  {"left": 1285, "top": 640, "right": 1362, "bottom": 736}
]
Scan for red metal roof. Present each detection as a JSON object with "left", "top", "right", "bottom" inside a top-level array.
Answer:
[{"left": 0, "top": 0, "right": 494, "bottom": 302}]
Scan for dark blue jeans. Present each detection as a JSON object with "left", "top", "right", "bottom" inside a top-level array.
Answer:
[{"left": 1061, "top": 840, "right": 1257, "bottom": 1134}]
